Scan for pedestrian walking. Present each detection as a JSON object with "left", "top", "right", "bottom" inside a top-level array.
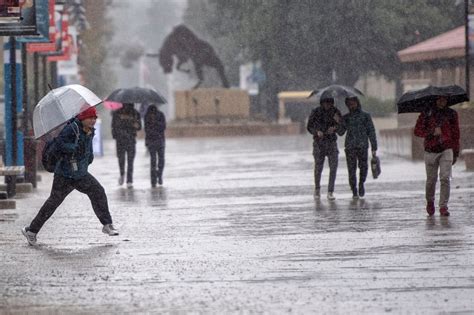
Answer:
[
  {"left": 307, "top": 93, "right": 344, "bottom": 200},
  {"left": 340, "top": 96, "right": 378, "bottom": 199},
  {"left": 22, "top": 107, "right": 118, "bottom": 246},
  {"left": 111, "top": 103, "right": 142, "bottom": 188},
  {"left": 144, "top": 104, "right": 167, "bottom": 187},
  {"left": 414, "top": 96, "right": 460, "bottom": 216}
]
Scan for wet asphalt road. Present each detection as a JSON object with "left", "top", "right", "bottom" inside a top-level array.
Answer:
[{"left": 1, "top": 135, "right": 474, "bottom": 314}]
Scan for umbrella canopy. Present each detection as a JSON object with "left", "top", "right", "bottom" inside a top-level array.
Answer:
[
  {"left": 106, "top": 87, "right": 167, "bottom": 104},
  {"left": 397, "top": 85, "right": 468, "bottom": 114},
  {"left": 308, "top": 84, "right": 364, "bottom": 114},
  {"left": 33, "top": 84, "right": 102, "bottom": 139}
]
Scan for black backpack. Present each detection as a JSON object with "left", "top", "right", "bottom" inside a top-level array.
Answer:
[
  {"left": 41, "top": 137, "right": 62, "bottom": 172},
  {"left": 41, "top": 122, "right": 80, "bottom": 173}
]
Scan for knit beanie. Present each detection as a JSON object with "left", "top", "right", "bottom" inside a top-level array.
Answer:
[{"left": 77, "top": 106, "right": 98, "bottom": 120}]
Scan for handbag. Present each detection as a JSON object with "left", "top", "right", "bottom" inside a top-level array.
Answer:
[{"left": 371, "top": 155, "right": 381, "bottom": 179}]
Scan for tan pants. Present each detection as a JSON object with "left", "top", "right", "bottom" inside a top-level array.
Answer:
[{"left": 424, "top": 149, "right": 453, "bottom": 208}]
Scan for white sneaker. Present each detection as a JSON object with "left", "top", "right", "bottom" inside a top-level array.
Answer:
[
  {"left": 327, "top": 192, "right": 336, "bottom": 200},
  {"left": 102, "top": 224, "right": 119, "bottom": 236},
  {"left": 126, "top": 182, "right": 133, "bottom": 189},
  {"left": 21, "top": 226, "right": 37, "bottom": 246}
]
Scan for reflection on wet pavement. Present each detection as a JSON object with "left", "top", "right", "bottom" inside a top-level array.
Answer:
[{"left": 1, "top": 136, "right": 474, "bottom": 313}]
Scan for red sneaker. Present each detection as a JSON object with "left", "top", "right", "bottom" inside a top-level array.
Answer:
[
  {"left": 440, "top": 207, "right": 450, "bottom": 216},
  {"left": 426, "top": 202, "right": 435, "bottom": 216}
]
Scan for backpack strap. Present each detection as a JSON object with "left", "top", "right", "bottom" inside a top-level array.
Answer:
[{"left": 69, "top": 121, "right": 81, "bottom": 159}]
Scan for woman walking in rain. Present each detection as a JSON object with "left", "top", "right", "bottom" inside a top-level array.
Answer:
[
  {"left": 144, "top": 104, "right": 167, "bottom": 187},
  {"left": 307, "top": 92, "right": 344, "bottom": 200},
  {"left": 111, "top": 103, "right": 142, "bottom": 188},
  {"left": 340, "top": 96, "right": 378, "bottom": 199},
  {"left": 22, "top": 107, "right": 119, "bottom": 246},
  {"left": 414, "top": 96, "right": 460, "bottom": 216}
]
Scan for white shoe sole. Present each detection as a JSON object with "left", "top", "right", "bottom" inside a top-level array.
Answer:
[{"left": 21, "top": 227, "right": 37, "bottom": 246}]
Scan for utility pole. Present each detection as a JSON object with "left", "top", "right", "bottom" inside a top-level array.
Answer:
[{"left": 465, "top": 0, "right": 471, "bottom": 99}]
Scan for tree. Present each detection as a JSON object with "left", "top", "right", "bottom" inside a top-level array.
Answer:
[
  {"left": 77, "top": 0, "right": 115, "bottom": 97},
  {"left": 184, "top": 0, "right": 464, "bottom": 119}
]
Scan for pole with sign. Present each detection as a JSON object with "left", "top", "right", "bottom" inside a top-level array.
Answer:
[{"left": 3, "top": 37, "right": 24, "bottom": 167}]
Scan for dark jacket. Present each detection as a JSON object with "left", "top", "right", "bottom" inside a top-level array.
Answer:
[
  {"left": 307, "top": 106, "right": 344, "bottom": 143},
  {"left": 144, "top": 106, "right": 167, "bottom": 147},
  {"left": 111, "top": 105, "right": 142, "bottom": 144},
  {"left": 54, "top": 118, "right": 94, "bottom": 179},
  {"left": 341, "top": 103, "right": 377, "bottom": 151},
  {"left": 414, "top": 107, "right": 460, "bottom": 157}
]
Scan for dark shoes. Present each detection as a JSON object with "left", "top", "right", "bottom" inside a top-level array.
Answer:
[
  {"left": 358, "top": 183, "right": 365, "bottom": 198},
  {"left": 440, "top": 207, "right": 450, "bottom": 217},
  {"left": 351, "top": 188, "right": 358, "bottom": 199},
  {"left": 426, "top": 201, "right": 435, "bottom": 216},
  {"left": 426, "top": 203, "right": 450, "bottom": 216},
  {"left": 158, "top": 176, "right": 163, "bottom": 186}
]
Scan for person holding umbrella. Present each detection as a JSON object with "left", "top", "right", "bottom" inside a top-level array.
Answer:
[
  {"left": 307, "top": 92, "right": 344, "bottom": 200},
  {"left": 340, "top": 96, "right": 378, "bottom": 199},
  {"left": 414, "top": 96, "right": 460, "bottom": 216},
  {"left": 22, "top": 106, "right": 119, "bottom": 246},
  {"left": 398, "top": 85, "right": 466, "bottom": 216},
  {"left": 111, "top": 103, "right": 142, "bottom": 188},
  {"left": 144, "top": 104, "right": 167, "bottom": 187}
]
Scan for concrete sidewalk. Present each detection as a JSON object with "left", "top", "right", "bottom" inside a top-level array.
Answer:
[{"left": 1, "top": 135, "right": 473, "bottom": 314}]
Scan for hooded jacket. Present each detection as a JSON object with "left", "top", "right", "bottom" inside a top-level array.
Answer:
[
  {"left": 414, "top": 107, "right": 460, "bottom": 157},
  {"left": 54, "top": 118, "right": 94, "bottom": 179},
  {"left": 341, "top": 99, "right": 377, "bottom": 151},
  {"left": 144, "top": 106, "right": 167, "bottom": 147}
]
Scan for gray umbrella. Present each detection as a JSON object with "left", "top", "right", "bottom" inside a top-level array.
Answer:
[
  {"left": 308, "top": 84, "right": 364, "bottom": 114},
  {"left": 106, "top": 87, "right": 167, "bottom": 104}
]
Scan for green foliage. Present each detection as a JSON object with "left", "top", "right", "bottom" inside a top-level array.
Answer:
[
  {"left": 184, "top": 0, "right": 464, "bottom": 120},
  {"left": 79, "top": 0, "right": 116, "bottom": 97}
]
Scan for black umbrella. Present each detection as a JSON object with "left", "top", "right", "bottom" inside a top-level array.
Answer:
[
  {"left": 397, "top": 85, "right": 468, "bottom": 114},
  {"left": 106, "top": 87, "right": 167, "bottom": 104},
  {"left": 308, "top": 84, "right": 364, "bottom": 114}
]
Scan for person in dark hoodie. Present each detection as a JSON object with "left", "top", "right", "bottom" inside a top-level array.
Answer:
[
  {"left": 307, "top": 93, "right": 344, "bottom": 200},
  {"left": 21, "top": 107, "right": 118, "bottom": 246},
  {"left": 414, "top": 96, "right": 460, "bottom": 217},
  {"left": 144, "top": 104, "right": 167, "bottom": 187},
  {"left": 111, "top": 103, "right": 142, "bottom": 188},
  {"left": 340, "top": 96, "right": 377, "bottom": 199}
]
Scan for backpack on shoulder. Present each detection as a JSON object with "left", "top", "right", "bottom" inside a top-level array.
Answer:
[{"left": 41, "top": 122, "right": 80, "bottom": 172}]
